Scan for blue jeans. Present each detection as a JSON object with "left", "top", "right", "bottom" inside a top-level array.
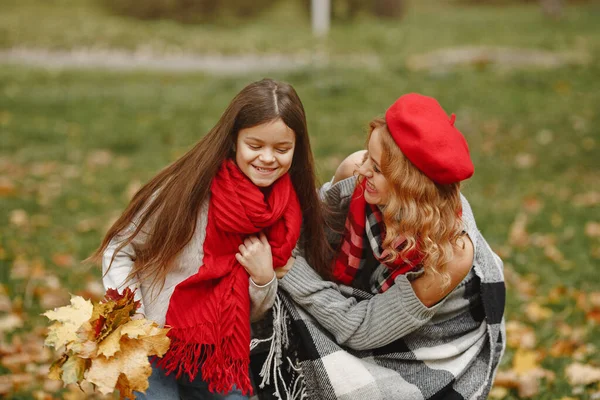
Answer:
[{"left": 135, "top": 360, "right": 249, "bottom": 400}]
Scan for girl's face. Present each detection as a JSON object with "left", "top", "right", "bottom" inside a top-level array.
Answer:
[
  {"left": 358, "top": 127, "right": 392, "bottom": 205},
  {"left": 235, "top": 118, "right": 296, "bottom": 187}
]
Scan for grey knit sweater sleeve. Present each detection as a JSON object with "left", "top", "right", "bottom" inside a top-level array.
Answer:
[{"left": 279, "top": 257, "right": 442, "bottom": 350}]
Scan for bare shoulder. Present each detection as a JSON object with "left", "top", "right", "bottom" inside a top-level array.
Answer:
[
  {"left": 448, "top": 234, "right": 475, "bottom": 284},
  {"left": 410, "top": 234, "right": 475, "bottom": 307},
  {"left": 332, "top": 150, "right": 366, "bottom": 184}
]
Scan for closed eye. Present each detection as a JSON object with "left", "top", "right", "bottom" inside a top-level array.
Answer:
[{"left": 370, "top": 158, "right": 381, "bottom": 173}]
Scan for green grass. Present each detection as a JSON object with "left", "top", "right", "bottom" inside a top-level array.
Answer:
[
  {"left": 1, "top": 62, "right": 599, "bottom": 399},
  {"left": 1, "top": 0, "right": 599, "bottom": 60}
]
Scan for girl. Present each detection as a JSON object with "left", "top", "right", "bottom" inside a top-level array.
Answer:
[
  {"left": 253, "top": 93, "right": 506, "bottom": 399},
  {"left": 91, "top": 78, "right": 330, "bottom": 399}
]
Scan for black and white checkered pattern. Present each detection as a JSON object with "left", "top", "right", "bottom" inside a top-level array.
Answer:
[{"left": 250, "top": 187, "right": 505, "bottom": 400}]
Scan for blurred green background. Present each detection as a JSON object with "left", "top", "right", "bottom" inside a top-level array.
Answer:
[{"left": 1, "top": 0, "right": 599, "bottom": 398}]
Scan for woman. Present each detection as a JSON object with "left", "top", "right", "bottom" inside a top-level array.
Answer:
[
  {"left": 91, "top": 78, "right": 330, "bottom": 399},
  {"left": 252, "top": 93, "right": 506, "bottom": 400}
]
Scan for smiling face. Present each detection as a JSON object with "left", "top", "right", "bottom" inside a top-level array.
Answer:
[
  {"left": 357, "top": 126, "right": 392, "bottom": 205},
  {"left": 235, "top": 118, "right": 296, "bottom": 187}
]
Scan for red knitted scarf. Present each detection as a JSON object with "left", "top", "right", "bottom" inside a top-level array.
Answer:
[
  {"left": 158, "top": 159, "right": 302, "bottom": 395},
  {"left": 332, "top": 179, "right": 423, "bottom": 292}
]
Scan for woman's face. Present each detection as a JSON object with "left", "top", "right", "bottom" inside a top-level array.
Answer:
[
  {"left": 358, "top": 127, "right": 392, "bottom": 205},
  {"left": 235, "top": 118, "right": 296, "bottom": 187}
]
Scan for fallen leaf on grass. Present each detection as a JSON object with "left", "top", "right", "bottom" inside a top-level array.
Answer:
[
  {"left": 508, "top": 212, "right": 529, "bottom": 247},
  {"left": 513, "top": 349, "right": 540, "bottom": 375},
  {"left": 503, "top": 265, "right": 537, "bottom": 299},
  {"left": 565, "top": 363, "right": 600, "bottom": 386},
  {"left": 586, "top": 309, "right": 600, "bottom": 324},
  {"left": 488, "top": 386, "right": 509, "bottom": 398},
  {"left": 550, "top": 340, "right": 579, "bottom": 357},
  {"left": 10, "top": 209, "right": 29, "bottom": 228},
  {"left": 494, "top": 367, "right": 555, "bottom": 398},
  {"left": 573, "top": 191, "right": 600, "bottom": 207},
  {"left": 506, "top": 321, "right": 536, "bottom": 349},
  {"left": 51, "top": 253, "right": 75, "bottom": 268},
  {"left": 524, "top": 302, "right": 552, "bottom": 322},
  {"left": 0, "top": 313, "right": 23, "bottom": 333},
  {"left": 86, "top": 150, "right": 113, "bottom": 168},
  {"left": 0, "top": 177, "right": 16, "bottom": 197},
  {"left": 523, "top": 196, "right": 543, "bottom": 214},
  {"left": 585, "top": 222, "right": 600, "bottom": 238},
  {"left": 514, "top": 153, "right": 536, "bottom": 169},
  {"left": 38, "top": 287, "right": 72, "bottom": 310},
  {"left": 0, "top": 374, "right": 12, "bottom": 395}
]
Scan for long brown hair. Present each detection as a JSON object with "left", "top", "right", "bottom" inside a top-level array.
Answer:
[
  {"left": 90, "top": 78, "right": 331, "bottom": 290},
  {"left": 368, "top": 118, "right": 464, "bottom": 289}
]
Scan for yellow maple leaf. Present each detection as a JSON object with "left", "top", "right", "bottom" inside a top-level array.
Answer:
[
  {"left": 116, "top": 373, "right": 136, "bottom": 400},
  {"left": 97, "top": 325, "right": 124, "bottom": 358},
  {"left": 44, "top": 296, "right": 93, "bottom": 349},
  {"left": 120, "top": 319, "right": 154, "bottom": 338},
  {"left": 45, "top": 288, "right": 169, "bottom": 397},
  {"left": 120, "top": 320, "right": 170, "bottom": 356},
  {"left": 137, "top": 326, "right": 171, "bottom": 357},
  {"left": 61, "top": 356, "right": 88, "bottom": 386},
  {"left": 70, "top": 321, "right": 98, "bottom": 358},
  {"left": 48, "top": 354, "right": 67, "bottom": 381},
  {"left": 85, "top": 339, "right": 153, "bottom": 397}
]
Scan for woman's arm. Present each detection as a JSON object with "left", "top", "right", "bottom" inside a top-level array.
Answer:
[
  {"left": 332, "top": 150, "right": 366, "bottom": 184},
  {"left": 279, "top": 256, "right": 443, "bottom": 350}
]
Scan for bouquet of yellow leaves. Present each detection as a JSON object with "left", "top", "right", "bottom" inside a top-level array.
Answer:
[{"left": 44, "top": 288, "right": 170, "bottom": 399}]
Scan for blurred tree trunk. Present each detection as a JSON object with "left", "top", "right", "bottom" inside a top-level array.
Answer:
[
  {"left": 372, "top": 0, "right": 405, "bottom": 19},
  {"left": 540, "top": 0, "right": 564, "bottom": 18}
]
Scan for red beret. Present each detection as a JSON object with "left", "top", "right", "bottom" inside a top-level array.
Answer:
[{"left": 384, "top": 93, "right": 474, "bottom": 185}]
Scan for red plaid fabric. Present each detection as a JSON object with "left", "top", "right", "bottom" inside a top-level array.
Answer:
[{"left": 332, "top": 179, "right": 423, "bottom": 293}]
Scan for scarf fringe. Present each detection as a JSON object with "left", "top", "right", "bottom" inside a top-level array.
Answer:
[
  {"left": 156, "top": 326, "right": 253, "bottom": 395},
  {"left": 254, "top": 295, "right": 306, "bottom": 400}
]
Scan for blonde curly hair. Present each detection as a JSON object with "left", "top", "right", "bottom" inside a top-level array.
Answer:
[{"left": 367, "top": 118, "right": 465, "bottom": 289}]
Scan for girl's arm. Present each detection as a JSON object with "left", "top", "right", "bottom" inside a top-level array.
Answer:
[
  {"left": 237, "top": 233, "right": 279, "bottom": 322},
  {"left": 249, "top": 275, "right": 277, "bottom": 322},
  {"left": 102, "top": 237, "right": 146, "bottom": 316},
  {"left": 278, "top": 256, "right": 443, "bottom": 350}
]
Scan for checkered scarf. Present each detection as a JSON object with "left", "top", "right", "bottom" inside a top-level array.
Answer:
[
  {"left": 249, "top": 196, "right": 506, "bottom": 400},
  {"left": 333, "top": 179, "right": 422, "bottom": 292}
]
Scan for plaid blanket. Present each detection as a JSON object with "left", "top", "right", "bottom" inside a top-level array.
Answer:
[{"left": 250, "top": 195, "right": 505, "bottom": 400}]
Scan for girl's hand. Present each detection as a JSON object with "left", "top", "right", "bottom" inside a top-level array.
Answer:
[
  {"left": 275, "top": 256, "right": 295, "bottom": 279},
  {"left": 236, "top": 232, "right": 275, "bottom": 286}
]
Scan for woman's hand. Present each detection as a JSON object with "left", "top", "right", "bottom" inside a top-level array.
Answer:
[
  {"left": 236, "top": 232, "right": 275, "bottom": 286},
  {"left": 275, "top": 256, "right": 295, "bottom": 279}
]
